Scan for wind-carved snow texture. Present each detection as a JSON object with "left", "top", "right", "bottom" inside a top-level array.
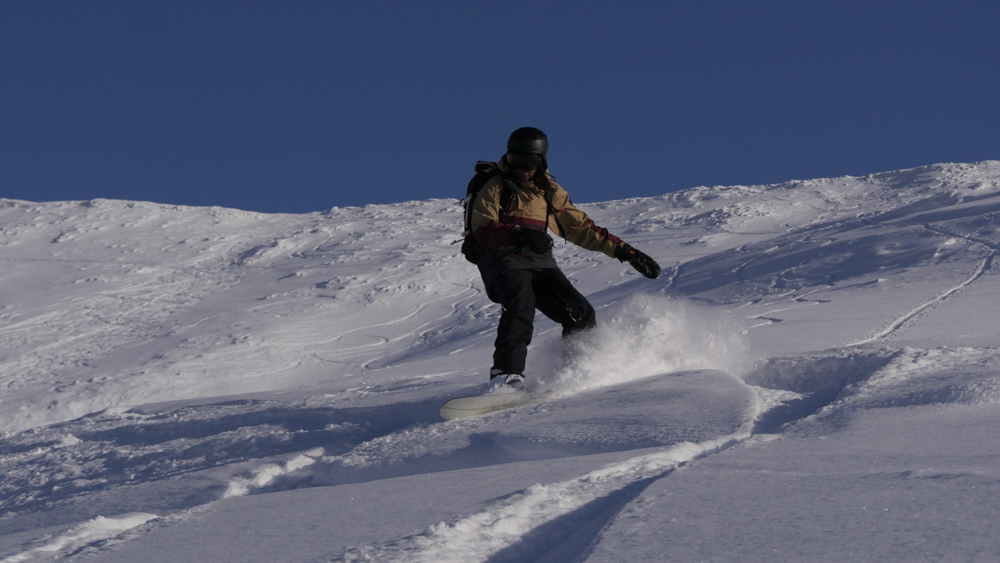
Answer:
[
  {"left": 0, "top": 513, "right": 156, "bottom": 563},
  {"left": 1, "top": 161, "right": 1000, "bottom": 561}
]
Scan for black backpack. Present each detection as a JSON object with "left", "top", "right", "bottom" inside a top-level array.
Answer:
[{"left": 458, "top": 161, "right": 516, "bottom": 264}]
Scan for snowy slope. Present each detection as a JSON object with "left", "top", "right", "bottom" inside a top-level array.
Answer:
[{"left": 1, "top": 161, "right": 999, "bottom": 561}]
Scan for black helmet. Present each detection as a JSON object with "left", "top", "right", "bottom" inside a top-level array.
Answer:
[{"left": 507, "top": 127, "right": 548, "bottom": 157}]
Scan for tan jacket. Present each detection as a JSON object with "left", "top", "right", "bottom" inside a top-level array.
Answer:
[{"left": 471, "top": 159, "right": 621, "bottom": 258}]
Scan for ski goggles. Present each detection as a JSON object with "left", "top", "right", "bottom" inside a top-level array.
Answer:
[{"left": 506, "top": 153, "right": 543, "bottom": 171}]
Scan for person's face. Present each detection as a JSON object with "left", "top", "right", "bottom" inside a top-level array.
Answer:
[
  {"left": 507, "top": 153, "right": 541, "bottom": 182},
  {"left": 514, "top": 166, "right": 537, "bottom": 182}
]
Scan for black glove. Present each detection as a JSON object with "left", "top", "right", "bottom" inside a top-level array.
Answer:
[
  {"left": 512, "top": 228, "right": 554, "bottom": 255},
  {"left": 614, "top": 242, "right": 661, "bottom": 279}
]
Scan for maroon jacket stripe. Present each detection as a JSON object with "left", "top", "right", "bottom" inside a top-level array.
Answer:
[
  {"left": 474, "top": 222, "right": 516, "bottom": 248},
  {"left": 587, "top": 219, "right": 622, "bottom": 246}
]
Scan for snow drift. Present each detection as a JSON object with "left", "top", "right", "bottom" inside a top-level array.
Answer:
[{"left": 1, "top": 161, "right": 1000, "bottom": 561}]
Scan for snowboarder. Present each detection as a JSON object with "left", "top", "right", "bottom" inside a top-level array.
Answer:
[{"left": 469, "top": 126, "right": 661, "bottom": 389}]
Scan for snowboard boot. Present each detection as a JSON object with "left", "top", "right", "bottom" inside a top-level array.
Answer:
[{"left": 489, "top": 369, "right": 527, "bottom": 393}]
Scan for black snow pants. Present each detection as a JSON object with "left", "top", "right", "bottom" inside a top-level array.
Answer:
[{"left": 490, "top": 268, "right": 597, "bottom": 375}]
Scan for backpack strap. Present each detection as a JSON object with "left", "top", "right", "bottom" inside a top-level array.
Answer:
[
  {"left": 462, "top": 162, "right": 520, "bottom": 236},
  {"left": 543, "top": 190, "right": 567, "bottom": 239},
  {"left": 459, "top": 162, "right": 508, "bottom": 242}
]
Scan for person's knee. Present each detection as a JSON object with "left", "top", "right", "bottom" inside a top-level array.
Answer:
[{"left": 501, "top": 278, "right": 537, "bottom": 313}]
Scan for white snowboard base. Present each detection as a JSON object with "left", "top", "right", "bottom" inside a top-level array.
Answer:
[{"left": 439, "top": 390, "right": 552, "bottom": 420}]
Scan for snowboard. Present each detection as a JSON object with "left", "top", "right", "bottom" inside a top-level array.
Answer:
[{"left": 439, "top": 389, "right": 552, "bottom": 420}]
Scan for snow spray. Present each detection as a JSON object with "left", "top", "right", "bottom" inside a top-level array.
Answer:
[{"left": 543, "top": 295, "right": 755, "bottom": 393}]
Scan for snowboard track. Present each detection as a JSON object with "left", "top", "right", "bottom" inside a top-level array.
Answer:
[
  {"left": 325, "top": 346, "right": 921, "bottom": 562},
  {"left": 849, "top": 221, "right": 998, "bottom": 346},
  {"left": 4, "top": 344, "right": 979, "bottom": 563}
]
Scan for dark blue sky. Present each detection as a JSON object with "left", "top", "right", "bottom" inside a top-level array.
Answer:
[{"left": 2, "top": 1, "right": 998, "bottom": 213}]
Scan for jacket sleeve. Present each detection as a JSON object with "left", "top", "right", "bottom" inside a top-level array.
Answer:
[
  {"left": 547, "top": 182, "right": 622, "bottom": 258},
  {"left": 471, "top": 177, "right": 516, "bottom": 249}
]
